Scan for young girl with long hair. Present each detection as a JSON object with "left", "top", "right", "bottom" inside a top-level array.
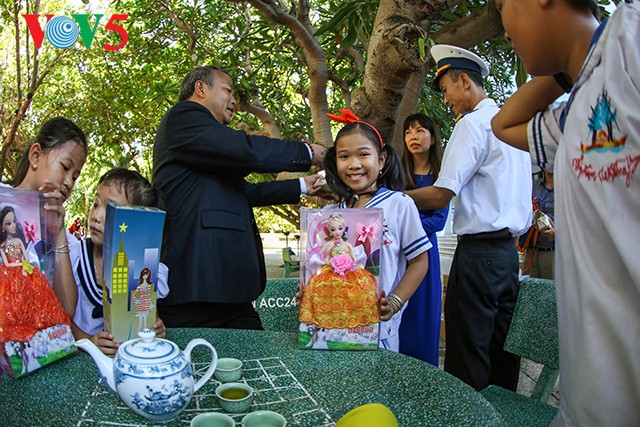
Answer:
[
  {"left": 317, "top": 109, "right": 431, "bottom": 351},
  {"left": 399, "top": 113, "right": 450, "bottom": 366},
  {"left": 10, "top": 117, "right": 88, "bottom": 317}
]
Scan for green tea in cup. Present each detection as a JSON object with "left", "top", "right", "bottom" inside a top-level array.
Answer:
[
  {"left": 220, "top": 388, "right": 249, "bottom": 400},
  {"left": 215, "top": 382, "right": 254, "bottom": 413}
]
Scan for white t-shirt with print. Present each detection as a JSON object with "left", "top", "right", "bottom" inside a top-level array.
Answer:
[{"left": 528, "top": 3, "right": 640, "bottom": 425}]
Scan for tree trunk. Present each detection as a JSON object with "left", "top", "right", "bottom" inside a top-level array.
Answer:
[
  {"left": 350, "top": 0, "right": 434, "bottom": 142},
  {"left": 353, "top": 0, "right": 504, "bottom": 146}
]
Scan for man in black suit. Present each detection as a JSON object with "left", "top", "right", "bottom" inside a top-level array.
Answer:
[{"left": 153, "top": 65, "right": 326, "bottom": 329}]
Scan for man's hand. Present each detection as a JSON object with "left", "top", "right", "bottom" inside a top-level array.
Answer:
[
  {"left": 304, "top": 173, "right": 337, "bottom": 201},
  {"left": 539, "top": 218, "right": 555, "bottom": 240},
  {"left": 309, "top": 143, "right": 327, "bottom": 168}
]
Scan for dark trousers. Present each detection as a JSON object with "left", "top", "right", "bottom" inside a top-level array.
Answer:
[
  {"left": 159, "top": 301, "right": 264, "bottom": 330},
  {"left": 444, "top": 237, "right": 520, "bottom": 391}
]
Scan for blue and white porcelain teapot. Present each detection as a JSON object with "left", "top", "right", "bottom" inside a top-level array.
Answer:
[{"left": 76, "top": 329, "right": 217, "bottom": 422}]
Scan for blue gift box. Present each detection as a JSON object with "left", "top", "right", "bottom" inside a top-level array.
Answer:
[{"left": 102, "top": 203, "right": 165, "bottom": 342}]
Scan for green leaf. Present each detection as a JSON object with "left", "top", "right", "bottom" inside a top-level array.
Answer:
[
  {"left": 515, "top": 57, "right": 529, "bottom": 88},
  {"left": 440, "top": 11, "right": 460, "bottom": 21}
]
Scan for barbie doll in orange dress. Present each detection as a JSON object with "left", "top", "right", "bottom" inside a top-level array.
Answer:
[
  {"left": 0, "top": 206, "right": 70, "bottom": 343},
  {"left": 299, "top": 213, "right": 379, "bottom": 329}
]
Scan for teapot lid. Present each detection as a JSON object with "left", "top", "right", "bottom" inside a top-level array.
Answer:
[{"left": 119, "top": 329, "right": 179, "bottom": 364}]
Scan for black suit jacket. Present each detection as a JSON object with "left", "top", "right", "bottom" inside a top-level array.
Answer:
[{"left": 152, "top": 101, "right": 311, "bottom": 305}]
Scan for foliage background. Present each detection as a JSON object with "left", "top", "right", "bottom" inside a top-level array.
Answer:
[{"left": 0, "top": 0, "right": 616, "bottom": 231}]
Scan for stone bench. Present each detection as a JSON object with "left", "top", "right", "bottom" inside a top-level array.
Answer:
[{"left": 253, "top": 278, "right": 299, "bottom": 332}]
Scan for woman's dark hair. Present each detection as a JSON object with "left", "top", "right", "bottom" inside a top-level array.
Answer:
[
  {"left": 0, "top": 206, "right": 26, "bottom": 245},
  {"left": 12, "top": 117, "right": 87, "bottom": 186},
  {"left": 138, "top": 267, "right": 152, "bottom": 284},
  {"left": 324, "top": 123, "right": 405, "bottom": 203},
  {"left": 98, "top": 168, "right": 158, "bottom": 208},
  {"left": 401, "top": 113, "right": 444, "bottom": 189}
]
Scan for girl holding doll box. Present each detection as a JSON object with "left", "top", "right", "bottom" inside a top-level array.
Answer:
[{"left": 300, "top": 109, "right": 430, "bottom": 351}]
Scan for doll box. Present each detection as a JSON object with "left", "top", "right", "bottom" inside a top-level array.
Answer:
[
  {"left": 102, "top": 203, "right": 166, "bottom": 343},
  {"left": 0, "top": 186, "right": 75, "bottom": 379},
  {"left": 0, "top": 324, "right": 76, "bottom": 379},
  {"left": 298, "top": 208, "right": 383, "bottom": 350}
]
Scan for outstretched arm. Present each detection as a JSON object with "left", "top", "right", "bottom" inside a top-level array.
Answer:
[
  {"left": 492, "top": 76, "right": 565, "bottom": 151},
  {"left": 406, "top": 186, "right": 454, "bottom": 211},
  {"left": 41, "top": 179, "right": 78, "bottom": 317}
]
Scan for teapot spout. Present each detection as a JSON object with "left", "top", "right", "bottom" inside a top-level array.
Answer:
[{"left": 76, "top": 338, "right": 116, "bottom": 393}]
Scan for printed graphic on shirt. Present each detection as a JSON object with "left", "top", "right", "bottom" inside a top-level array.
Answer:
[{"left": 572, "top": 88, "right": 639, "bottom": 187}]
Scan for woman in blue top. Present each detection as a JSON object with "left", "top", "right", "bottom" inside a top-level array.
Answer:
[{"left": 399, "top": 113, "right": 450, "bottom": 366}]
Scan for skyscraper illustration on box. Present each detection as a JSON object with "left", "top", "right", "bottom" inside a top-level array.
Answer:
[{"left": 102, "top": 203, "right": 166, "bottom": 342}]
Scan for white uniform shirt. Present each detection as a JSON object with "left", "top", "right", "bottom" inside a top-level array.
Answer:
[
  {"left": 528, "top": 3, "right": 640, "bottom": 426},
  {"left": 435, "top": 98, "right": 532, "bottom": 236},
  {"left": 336, "top": 188, "right": 431, "bottom": 350}
]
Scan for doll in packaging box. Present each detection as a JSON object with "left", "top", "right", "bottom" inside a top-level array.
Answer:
[
  {"left": 299, "top": 209, "right": 382, "bottom": 350},
  {"left": 0, "top": 193, "right": 75, "bottom": 378},
  {"left": 0, "top": 205, "right": 69, "bottom": 344}
]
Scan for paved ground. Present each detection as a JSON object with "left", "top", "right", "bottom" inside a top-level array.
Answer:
[{"left": 263, "top": 242, "right": 560, "bottom": 407}]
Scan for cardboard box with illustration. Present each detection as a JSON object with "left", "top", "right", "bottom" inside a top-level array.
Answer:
[
  {"left": 298, "top": 208, "right": 383, "bottom": 350},
  {"left": 0, "top": 186, "right": 75, "bottom": 378},
  {"left": 102, "top": 203, "right": 166, "bottom": 342}
]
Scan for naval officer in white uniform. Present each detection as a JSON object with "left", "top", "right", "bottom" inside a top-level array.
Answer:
[{"left": 406, "top": 44, "right": 532, "bottom": 391}]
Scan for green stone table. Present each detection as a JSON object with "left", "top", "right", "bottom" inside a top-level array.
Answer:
[{"left": 0, "top": 328, "right": 504, "bottom": 426}]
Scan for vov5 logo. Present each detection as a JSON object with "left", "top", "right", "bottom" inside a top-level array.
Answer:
[{"left": 22, "top": 14, "right": 129, "bottom": 50}]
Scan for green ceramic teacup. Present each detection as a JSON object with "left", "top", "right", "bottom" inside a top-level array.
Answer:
[
  {"left": 190, "top": 412, "right": 235, "bottom": 427},
  {"left": 214, "top": 358, "right": 243, "bottom": 383},
  {"left": 242, "top": 410, "right": 287, "bottom": 427},
  {"left": 215, "top": 382, "right": 254, "bottom": 413}
]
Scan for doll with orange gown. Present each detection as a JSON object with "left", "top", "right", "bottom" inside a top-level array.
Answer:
[
  {"left": 299, "top": 213, "right": 379, "bottom": 329},
  {"left": 0, "top": 206, "right": 70, "bottom": 343}
]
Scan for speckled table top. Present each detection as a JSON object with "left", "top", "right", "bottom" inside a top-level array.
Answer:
[{"left": 0, "top": 328, "right": 504, "bottom": 426}]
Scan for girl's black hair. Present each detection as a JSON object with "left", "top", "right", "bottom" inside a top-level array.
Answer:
[
  {"left": 323, "top": 123, "right": 405, "bottom": 203},
  {"left": 98, "top": 168, "right": 159, "bottom": 208},
  {"left": 12, "top": 118, "right": 87, "bottom": 186},
  {"left": 401, "top": 113, "right": 444, "bottom": 189},
  {"left": 0, "top": 206, "right": 27, "bottom": 245}
]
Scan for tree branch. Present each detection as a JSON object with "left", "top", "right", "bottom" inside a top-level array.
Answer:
[
  {"left": 156, "top": 0, "right": 198, "bottom": 63},
  {"left": 432, "top": 6, "right": 503, "bottom": 49},
  {"left": 236, "top": 99, "right": 282, "bottom": 138}
]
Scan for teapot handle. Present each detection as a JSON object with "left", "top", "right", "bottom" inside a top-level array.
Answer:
[{"left": 183, "top": 339, "right": 218, "bottom": 393}]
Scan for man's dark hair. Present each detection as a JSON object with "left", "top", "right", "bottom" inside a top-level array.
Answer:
[
  {"left": 98, "top": 168, "right": 158, "bottom": 208},
  {"left": 567, "top": 0, "right": 601, "bottom": 20},
  {"left": 447, "top": 68, "right": 484, "bottom": 90},
  {"left": 178, "top": 65, "right": 230, "bottom": 102}
]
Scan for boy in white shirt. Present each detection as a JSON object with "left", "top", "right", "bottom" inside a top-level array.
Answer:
[{"left": 492, "top": 1, "right": 640, "bottom": 425}]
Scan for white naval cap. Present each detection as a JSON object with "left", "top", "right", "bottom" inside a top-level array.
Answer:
[{"left": 430, "top": 44, "right": 489, "bottom": 91}]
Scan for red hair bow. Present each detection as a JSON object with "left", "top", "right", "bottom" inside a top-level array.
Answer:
[
  {"left": 326, "top": 109, "right": 384, "bottom": 148},
  {"left": 326, "top": 109, "right": 360, "bottom": 124}
]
